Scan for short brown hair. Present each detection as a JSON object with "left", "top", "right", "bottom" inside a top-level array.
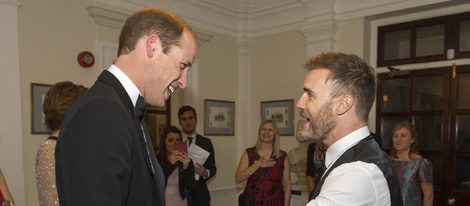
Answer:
[
  {"left": 304, "top": 52, "right": 377, "bottom": 121},
  {"left": 43, "top": 81, "right": 87, "bottom": 131},
  {"left": 118, "top": 8, "right": 195, "bottom": 56}
]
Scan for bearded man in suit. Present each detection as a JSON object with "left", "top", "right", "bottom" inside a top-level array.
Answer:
[
  {"left": 178, "top": 105, "right": 217, "bottom": 206},
  {"left": 55, "top": 8, "right": 197, "bottom": 206}
]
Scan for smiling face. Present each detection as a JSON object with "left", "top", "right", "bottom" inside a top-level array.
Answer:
[
  {"left": 165, "top": 132, "right": 182, "bottom": 154},
  {"left": 392, "top": 127, "right": 414, "bottom": 153},
  {"left": 143, "top": 29, "right": 197, "bottom": 107},
  {"left": 296, "top": 69, "right": 337, "bottom": 143},
  {"left": 259, "top": 122, "right": 276, "bottom": 143}
]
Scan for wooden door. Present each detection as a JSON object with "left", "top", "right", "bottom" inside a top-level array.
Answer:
[
  {"left": 447, "top": 65, "right": 470, "bottom": 206},
  {"left": 376, "top": 65, "right": 470, "bottom": 205}
]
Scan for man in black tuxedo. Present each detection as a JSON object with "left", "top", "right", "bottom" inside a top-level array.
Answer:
[
  {"left": 55, "top": 8, "right": 197, "bottom": 206},
  {"left": 178, "top": 105, "right": 217, "bottom": 206}
]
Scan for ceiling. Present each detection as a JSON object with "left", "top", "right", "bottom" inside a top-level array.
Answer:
[
  {"left": 89, "top": 0, "right": 464, "bottom": 37},
  {"left": 190, "top": 0, "right": 302, "bottom": 13}
]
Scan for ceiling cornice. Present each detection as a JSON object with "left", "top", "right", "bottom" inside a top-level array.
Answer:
[
  {"left": 334, "top": 0, "right": 452, "bottom": 21},
  {"left": 0, "top": 0, "right": 19, "bottom": 7},
  {"left": 86, "top": 0, "right": 459, "bottom": 38},
  {"left": 86, "top": 2, "right": 130, "bottom": 30}
]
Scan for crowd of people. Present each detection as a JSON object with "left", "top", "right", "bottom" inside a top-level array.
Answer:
[{"left": 0, "top": 5, "right": 437, "bottom": 206}]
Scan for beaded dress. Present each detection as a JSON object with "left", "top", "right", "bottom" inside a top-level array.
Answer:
[{"left": 36, "top": 136, "right": 59, "bottom": 206}]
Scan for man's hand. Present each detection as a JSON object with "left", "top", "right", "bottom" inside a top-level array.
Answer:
[{"left": 195, "top": 163, "right": 208, "bottom": 177}]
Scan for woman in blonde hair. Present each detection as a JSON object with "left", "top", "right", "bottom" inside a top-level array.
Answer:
[
  {"left": 391, "top": 121, "right": 433, "bottom": 206},
  {"left": 235, "top": 120, "right": 291, "bottom": 206}
]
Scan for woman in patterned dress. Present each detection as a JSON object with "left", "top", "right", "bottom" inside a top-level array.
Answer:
[
  {"left": 235, "top": 120, "right": 291, "bottom": 206},
  {"left": 390, "top": 121, "right": 434, "bottom": 206}
]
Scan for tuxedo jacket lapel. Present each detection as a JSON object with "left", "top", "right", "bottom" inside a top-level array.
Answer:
[
  {"left": 97, "top": 71, "right": 134, "bottom": 118},
  {"left": 97, "top": 71, "right": 162, "bottom": 181}
]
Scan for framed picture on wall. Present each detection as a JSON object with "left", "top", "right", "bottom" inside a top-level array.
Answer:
[
  {"left": 146, "top": 98, "right": 171, "bottom": 152},
  {"left": 260, "top": 99, "right": 294, "bottom": 136},
  {"left": 31, "top": 83, "right": 52, "bottom": 134},
  {"left": 204, "top": 99, "right": 235, "bottom": 136}
]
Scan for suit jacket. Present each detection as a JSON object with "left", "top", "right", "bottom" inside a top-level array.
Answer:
[
  {"left": 55, "top": 71, "right": 166, "bottom": 206},
  {"left": 310, "top": 135, "right": 403, "bottom": 206},
  {"left": 190, "top": 133, "right": 216, "bottom": 206}
]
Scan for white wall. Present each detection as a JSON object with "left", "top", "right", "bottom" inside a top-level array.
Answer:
[
  {"left": 251, "top": 30, "right": 307, "bottom": 152},
  {"left": 0, "top": 1, "right": 25, "bottom": 206},
  {"left": 196, "top": 30, "right": 239, "bottom": 189},
  {"left": 18, "top": 0, "right": 110, "bottom": 205},
  {"left": 336, "top": 18, "right": 365, "bottom": 57}
]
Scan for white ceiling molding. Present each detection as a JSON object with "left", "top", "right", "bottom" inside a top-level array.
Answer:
[
  {"left": 249, "top": 3, "right": 306, "bottom": 37},
  {"left": 301, "top": 19, "right": 338, "bottom": 57},
  {"left": 119, "top": 0, "right": 240, "bottom": 36},
  {"left": 0, "top": 0, "right": 19, "bottom": 7},
  {"left": 86, "top": 3, "right": 131, "bottom": 29},
  {"left": 334, "top": 0, "right": 452, "bottom": 21},
  {"left": 236, "top": 37, "right": 253, "bottom": 56},
  {"left": 196, "top": 0, "right": 299, "bottom": 14},
  {"left": 86, "top": 0, "right": 463, "bottom": 38},
  {"left": 300, "top": 0, "right": 336, "bottom": 57},
  {"left": 196, "top": 32, "right": 213, "bottom": 47},
  {"left": 86, "top": 2, "right": 214, "bottom": 46}
]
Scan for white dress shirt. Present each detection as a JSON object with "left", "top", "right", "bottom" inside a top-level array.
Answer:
[
  {"left": 306, "top": 126, "right": 391, "bottom": 206},
  {"left": 108, "top": 65, "right": 141, "bottom": 106},
  {"left": 184, "top": 133, "right": 211, "bottom": 179}
]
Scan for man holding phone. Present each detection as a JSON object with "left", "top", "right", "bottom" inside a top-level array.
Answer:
[{"left": 178, "top": 105, "right": 217, "bottom": 206}]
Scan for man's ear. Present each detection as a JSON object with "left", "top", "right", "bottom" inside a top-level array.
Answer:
[
  {"left": 336, "top": 95, "right": 353, "bottom": 115},
  {"left": 146, "top": 34, "right": 161, "bottom": 58}
]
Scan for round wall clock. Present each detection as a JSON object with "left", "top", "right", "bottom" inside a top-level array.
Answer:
[{"left": 77, "top": 51, "right": 95, "bottom": 68}]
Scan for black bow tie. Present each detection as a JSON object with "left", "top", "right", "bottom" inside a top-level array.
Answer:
[
  {"left": 134, "top": 95, "right": 147, "bottom": 121},
  {"left": 187, "top": 136, "right": 193, "bottom": 145}
]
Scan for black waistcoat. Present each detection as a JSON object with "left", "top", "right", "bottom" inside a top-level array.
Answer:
[{"left": 310, "top": 135, "right": 403, "bottom": 206}]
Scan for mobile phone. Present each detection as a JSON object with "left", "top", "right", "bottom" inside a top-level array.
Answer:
[{"left": 174, "top": 141, "right": 187, "bottom": 153}]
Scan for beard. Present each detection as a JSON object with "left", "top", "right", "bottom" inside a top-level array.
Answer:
[{"left": 299, "top": 101, "right": 336, "bottom": 143}]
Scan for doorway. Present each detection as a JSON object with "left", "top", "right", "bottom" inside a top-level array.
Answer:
[{"left": 376, "top": 64, "right": 470, "bottom": 205}]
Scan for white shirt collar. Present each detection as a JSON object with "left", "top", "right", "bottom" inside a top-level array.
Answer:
[
  {"left": 184, "top": 132, "right": 197, "bottom": 139},
  {"left": 325, "top": 126, "right": 370, "bottom": 169},
  {"left": 108, "top": 65, "right": 141, "bottom": 106}
]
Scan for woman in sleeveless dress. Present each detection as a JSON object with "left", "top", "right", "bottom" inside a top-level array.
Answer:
[
  {"left": 390, "top": 122, "right": 433, "bottom": 206},
  {"left": 235, "top": 120, "right": 291, "bottom": 206},
  {"left": 35, "top": 81, "right": 87, "bottom": 206}
]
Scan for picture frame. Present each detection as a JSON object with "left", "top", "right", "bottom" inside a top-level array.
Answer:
[
  {"left": 146, "top": 98, "right": 171, "bottom": 152},
  {"left": 260, "top": 99, "right": 294, "bottom": 136},
  {"left": 204, "top": 99, "right": 235, "bottom": 136},
  {"left": 31, "top": 83, "right": 52, "bottom": 134}
]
